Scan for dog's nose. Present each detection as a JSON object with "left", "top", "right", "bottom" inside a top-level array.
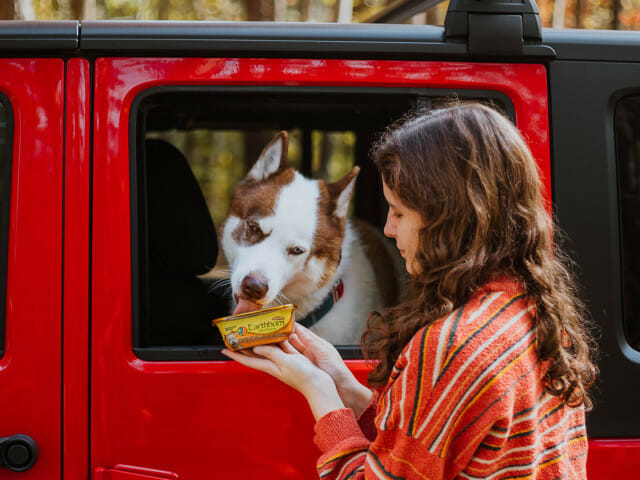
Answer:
[{"left": 241, "top": 273, "right": 268, "bottom": 301}]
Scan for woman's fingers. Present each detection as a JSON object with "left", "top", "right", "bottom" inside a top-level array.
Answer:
[
  {"left": 280, "top": 339, "right": 299, "bottom": 355},
  {"left": 294, "top": 324, "right": 330, "bottom": 355},
  {"left": 295, "top": 323, "right": 322, "bottom": 344},
  {"left": 288, "top": 333, "right": 308, "bottom": 355}
]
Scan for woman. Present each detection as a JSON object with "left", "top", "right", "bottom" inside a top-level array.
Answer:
[{"left": 222, "top": 102, "right": 597, "bottom": 479}]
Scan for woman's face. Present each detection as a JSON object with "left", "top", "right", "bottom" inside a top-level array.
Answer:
[{"left": 382, "top": 182, "right": 425, "bottom": 276}]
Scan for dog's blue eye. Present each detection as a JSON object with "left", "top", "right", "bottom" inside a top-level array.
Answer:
[{"left": 288, "top": 246, "right": 305, "bottom": 255}]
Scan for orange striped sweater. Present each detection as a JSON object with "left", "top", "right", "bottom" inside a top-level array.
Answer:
[{"left": 314, "top": 277, "right": 588, "bottom": 479}]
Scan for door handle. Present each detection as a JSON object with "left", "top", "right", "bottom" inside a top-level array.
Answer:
[{"left": 0, "top": 434, "right": 38, "bottom": 472}]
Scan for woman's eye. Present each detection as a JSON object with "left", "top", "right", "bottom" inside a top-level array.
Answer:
[
  {"left": 288, "top": 246, "right": 305, "bottom": 255},
  {"left": 389, "top": 207, "right": 402, "bottom": 219}
]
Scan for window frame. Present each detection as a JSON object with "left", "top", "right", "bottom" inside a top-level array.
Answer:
[
  {"left": 615, "top": 93, "right": 640, "bottom": 354},
  {"left": 129, "top": 85, "right": 514, "bottom": 361},
  {"left": 0, "top": 93, "right": 13, "bottom": 359}
]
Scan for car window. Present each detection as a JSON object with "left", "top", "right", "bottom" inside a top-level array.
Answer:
[
  {"left": 0, "top": 96, "right": 12, "bottom": 358},
  {"left": 615, "top": 95, "right": 640, "bottom": 351},
  {"left": 131, "top": 88, "right": 513, "bottom": 360}
]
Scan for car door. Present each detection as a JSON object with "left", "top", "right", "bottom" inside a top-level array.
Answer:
[
  {"left": 88, "top": 32, "right": 552, "bottom": 478},
  {"left": 0, "top": 58, "right": 64, "bottom": 478},
  {"left": 546, "top": 30, "right": 640, "bottom": 478}
]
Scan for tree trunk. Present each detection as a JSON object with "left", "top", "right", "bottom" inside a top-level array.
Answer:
[
  {"left": 71, "top": 0, "right": 82, "bottom": 18},
  {"left": 246, "top": 0, "right": 273, "bottom": 20},
  {"left": 301, "top": 0, "right": 311, "bottom": 21},
  {"left": 274, "top": 0, "right": 287, "bottom": 21},
  {"left": 136, "top": 0, "right": 152, "bottom": 20},
  {"left": 553, "top": 0, "right": 567, "bottom": 28},
  {"left": 86, "top": 0, "right": 96, "bottom": 19},
  {"left": 191, "top": 0, "right": 208, "bottom": 20},
  {"left": 0, "top": 1, "right": 15, "bottom": 19},
  {"left": 15, "top": 0, "right": 35, "bottom": 20},
  {"left": 426, "top": 8, "right": 437, "bottom": 25},
  {"left": 336, "top": 0, "right": 353, "bottom": 23},
  {"left": 96, "top": 0, "right": 105, "bottom": 19},
  {"left": 611, "top": 0, "right": 620, "bottom": 29},
  {"left": 157, "top": 0, "right": 171, "bottom": 20},
  {"left": 71, "top": 0, "right": 95, "bottom": 19}
]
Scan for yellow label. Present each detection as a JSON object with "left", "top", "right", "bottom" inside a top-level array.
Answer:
[
  {"left": 221, "top": 316, "right": 287, "bottom": 336},
  {"left": 213, "top": 305, "right": 296, "bottom": 351}
]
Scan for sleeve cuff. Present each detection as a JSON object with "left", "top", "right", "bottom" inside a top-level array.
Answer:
[
  {"left": 357, "top": 390, "right": 379, "bottom": 441},
  {"left": 314, "top": 408, "right": 368, "bottom": 453}
]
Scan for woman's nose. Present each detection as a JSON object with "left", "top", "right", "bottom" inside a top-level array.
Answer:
[{"left": 384, "top": 215, "right": 396, "bottom": 238}]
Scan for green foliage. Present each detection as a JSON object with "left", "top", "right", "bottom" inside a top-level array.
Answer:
[
  {"left": 16, "top": 0, "right": 638, "bottom": 28},
  {"left": 147, "top": 128, "right": 356, "bottom": 225}
]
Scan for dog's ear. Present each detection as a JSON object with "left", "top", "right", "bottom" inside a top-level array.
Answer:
[
  {"left": 327, "top": 166, "right": 360, "bottom": 218},
  {"left": 246, "top": 131, "right": 289, "bottom": 182}
]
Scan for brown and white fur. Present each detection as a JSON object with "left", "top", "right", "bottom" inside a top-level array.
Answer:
[{"left": 221, "top": 131, "right": 404, "bottom": 345}]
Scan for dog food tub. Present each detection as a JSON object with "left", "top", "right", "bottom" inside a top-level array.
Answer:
[{"left": 212, "top": 304, "right": 296, "bottom": 351}]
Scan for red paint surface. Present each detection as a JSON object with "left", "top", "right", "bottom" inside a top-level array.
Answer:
[
  {"left": 0, "top": 59, "right": 64, "bottom": 479},
  {"left": 587, "top": 439, "right": 640, "bottom": 479},
  {"left": 63, "top": 58, "right": 91, "bottom": 480},
  {"left": 91, "top": 58, "right": 551, "bottom": 478}
]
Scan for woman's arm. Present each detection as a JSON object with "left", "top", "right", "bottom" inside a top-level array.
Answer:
[{"left": 290, "top": 325, "right": 373, "bottom": 416}]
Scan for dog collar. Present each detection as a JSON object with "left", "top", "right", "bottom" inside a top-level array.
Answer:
[{"left": 298, "top": 279, "right": 344, "bottom": 329}]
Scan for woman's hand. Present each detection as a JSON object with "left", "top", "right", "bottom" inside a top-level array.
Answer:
[
  {"left": 289, "top": 324, "right": 373, "bottom": 417},
  {"left": 221, "top": 341, "right": 344, "bottom": 420}
]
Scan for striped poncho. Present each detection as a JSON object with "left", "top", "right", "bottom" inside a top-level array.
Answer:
[{"left": 314, "top": 277, "right": 588, "bottom": 479}]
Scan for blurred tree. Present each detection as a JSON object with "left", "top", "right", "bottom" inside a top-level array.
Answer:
[
  {"left": 612, "top": 0, "right": 621, "bottom": 28},
  {"left": 553, "top": 0, "right": 567, "bottom": 27},
  {"left": 575, "top": 0, "right": 583, "bottom": 26},
  {"left": 157, "top": 0, "right": 170, "bottom": 19},
  {"left": 0, "top": 1, "right": 15, "bottom": 19},
  {"left": 16, "top": 0, "right": 36, "bottom": 19},
  {"left": 301, "top": 0, "right": 310, "bottom": 19},
  {"left": 0, "top": 0, "right": 636, "bottom": 36},
  {"left": 619, "top": 0, "right": 640, "bottom": 28},
  {"left": 71, "top": 0, "right": 96, "bottom": 18},
  {"left": 337, "top": 0, "right": 353, "bottom": 22},
  {"left": 247, "top": 0, "right": 272, "bottom": 20}
]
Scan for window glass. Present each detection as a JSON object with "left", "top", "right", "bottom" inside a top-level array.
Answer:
[
  {"left": 132, "top": 89, "right": 513, "bottom": 360},
  {"left": 615, "top": 95, "right": 640, "bottom": 350},
  {"left": 0, "top": 97, "right": 12, "bottom": 358}
]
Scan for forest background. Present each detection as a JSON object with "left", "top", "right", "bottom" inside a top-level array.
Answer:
[{"left": 1, "top": 0, "right": 639, "bottom": 29}]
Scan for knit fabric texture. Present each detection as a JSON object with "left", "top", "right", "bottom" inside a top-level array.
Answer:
[{"left": 314, "top": 277, "right": 588, "bottom": 479}]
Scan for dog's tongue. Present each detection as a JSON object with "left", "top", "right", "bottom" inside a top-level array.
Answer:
[{"left": 233, "top": 298, "right": 262, "bottom": 315}]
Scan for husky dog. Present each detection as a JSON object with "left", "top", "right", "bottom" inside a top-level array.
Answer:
[{"left": 221, "top": 132, "right": 404, "bottom": 345}]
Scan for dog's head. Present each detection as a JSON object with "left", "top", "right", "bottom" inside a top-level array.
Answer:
[{"left": 222, "top": 131, "right": 359, "bottom": 311}]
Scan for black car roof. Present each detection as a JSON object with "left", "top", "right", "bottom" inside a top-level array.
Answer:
[{"left": 0, "top": 20, "right": 639, "bottom": 63}]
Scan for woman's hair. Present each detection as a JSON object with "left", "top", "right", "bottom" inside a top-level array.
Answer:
[{"left": 363, "top": 101, "right": 598, "bottom": 409}]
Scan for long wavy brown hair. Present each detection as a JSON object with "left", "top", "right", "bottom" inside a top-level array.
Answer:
[{"left": 363, "top": 101, "right": 598, "bottom": 409}]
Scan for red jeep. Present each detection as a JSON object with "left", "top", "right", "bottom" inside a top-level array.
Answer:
[{"left": 1, "top": 0, "right": 639, "bottom": 478}]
